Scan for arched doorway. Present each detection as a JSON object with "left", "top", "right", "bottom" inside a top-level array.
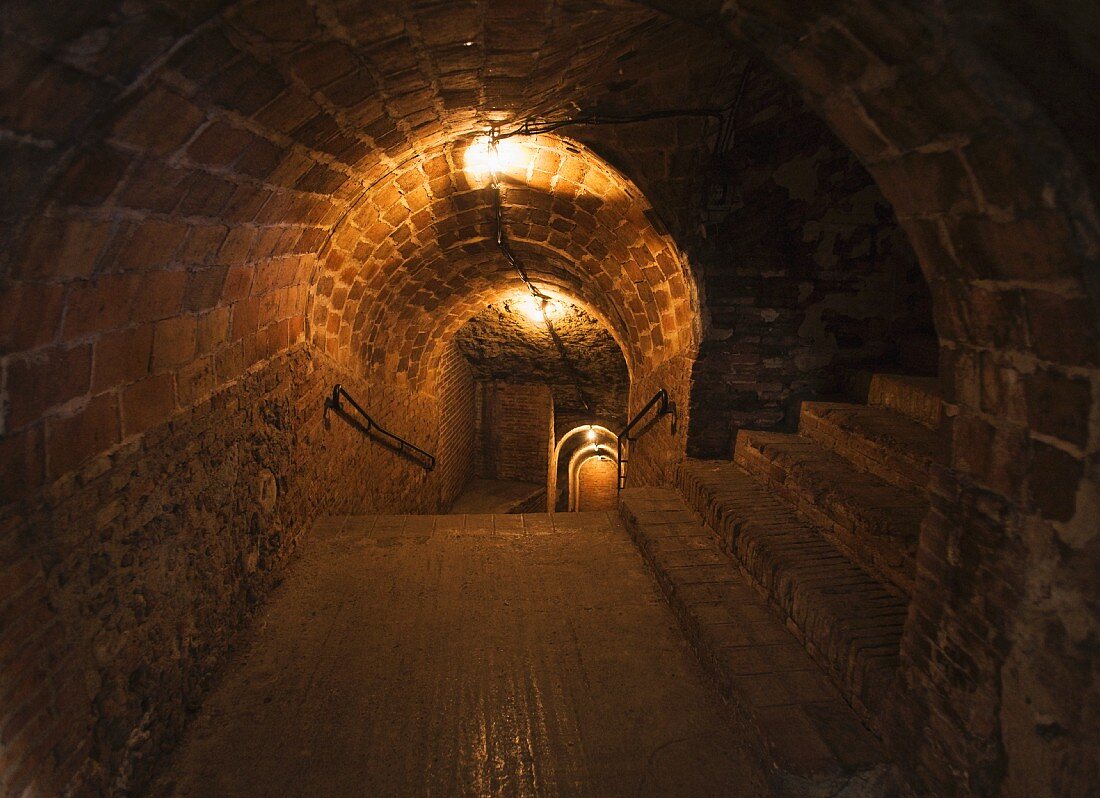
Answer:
[
  {"left": 550, "top": 424, "right": 618, "bottom": 511},
  {"left": 571, "top": 449, "right": 619, "bottom": 511}
]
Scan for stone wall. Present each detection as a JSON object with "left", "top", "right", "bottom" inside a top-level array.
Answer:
[
  {"left": 0, "top": 343, "right": 458, "bottom": 796},
  {"left": 436, "top": 345, "right": 477, "bottom": 510},
  {"left": 1, "top": 248, "right": 313, "bottom": 509},
  {"left": 576, "top": 456, "right": 618, "bottom": 511},
  {"left": 1, "top": 2, "right": 1097, "bottom": 795},
  {"left": 673, "top": 3, "right": 1100, "bottom": 794},
  {"left": 566, "top": 66, "right": 932, "bottom": 462},
  {"left": 623, "top": 354, "right": 693, "bottom": 490},
  {"left": 455, "top": 298, "right": 629, "bottom": 426},
  {"left": 684, "top": 69, "right": 933, "bottom": 457},
  {"left": 474, "top": 381, "right": 554, "bottom": 486}
]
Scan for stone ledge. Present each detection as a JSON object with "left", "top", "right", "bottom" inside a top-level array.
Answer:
[
  {"left": 619, "top": 486, "right": 889, "bottom": 790},
  {"left": 799, "top": 401, "right": 945, "bottom": 494},
  {"left": 677, "top": 459, "right": 907, "bottom": 725},
  {"left": 734, "top": 429, "right": 923, "bottom": 595},
  {"left": 864, "top": 373, "right": 943, "bottom": 430}
]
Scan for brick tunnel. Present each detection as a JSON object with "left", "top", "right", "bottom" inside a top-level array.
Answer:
[{"left": 1, "top": 1, "right": 1098, "bottom": 796}]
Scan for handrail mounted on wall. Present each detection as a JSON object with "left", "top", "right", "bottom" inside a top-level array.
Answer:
[
  {"left": 616, "top": 389, "right": 676, "bottom": 491},
  {"left": 325, "top": 384, "right": 436, "bottom": 471}
]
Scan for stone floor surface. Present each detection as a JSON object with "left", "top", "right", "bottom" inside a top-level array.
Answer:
[
  {"left": 447, "top": 478, "right": 545, "bottom": 514},
  {"left": 149, "top": 512, "right": 772, "bottom": 797}
]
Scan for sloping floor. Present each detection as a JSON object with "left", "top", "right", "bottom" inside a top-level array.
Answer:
[
  {"left": 149, "top": 512, "right": 772, "bottom": 797},
  {"left": 447, "top": 478, "right": 546, "bottom": 513}
]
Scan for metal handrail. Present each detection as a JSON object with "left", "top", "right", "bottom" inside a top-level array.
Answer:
[
  {"left": 616, "top": 388, "right": 676, "bottom": 491},
  {"left": 325, "top": 384, "right": 436, "bottom": 471}
]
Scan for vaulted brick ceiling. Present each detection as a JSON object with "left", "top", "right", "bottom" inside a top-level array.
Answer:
[
  {"left": 4, "top": 3, "right": 1100, "bottom": 796},
  {"left": 313, "top": 133, "right": 696, "bottom": 387},
  {"left": 4, "top": 0, "right": 739, "bottom": 399}
]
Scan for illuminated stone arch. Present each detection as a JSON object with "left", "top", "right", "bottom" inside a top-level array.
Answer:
[
  {"left": 550, "top": 424, "right": 618, "bottom": 511},
  {"left": 309, "top": 134, "right": 699, "bottom": 395}
]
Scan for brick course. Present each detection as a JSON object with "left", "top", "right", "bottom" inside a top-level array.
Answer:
[{"left": 475, "top": 381, "right": 553, "bottom": 486}]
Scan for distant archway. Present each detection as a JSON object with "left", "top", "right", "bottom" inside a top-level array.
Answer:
[
  {"left": 567, "top": 444, "right": 618, "bottom": 511},
  {"left": 549, "top": 424, "right": 617, "bottom": 511}
]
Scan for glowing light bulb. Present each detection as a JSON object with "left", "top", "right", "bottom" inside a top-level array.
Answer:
[
  {"left": 516, "top": 295, "right": 543, "bottom": 322},
  {"left": 586, "top": 426, "right": 597, "bottom": 442},
  {"left": 464, "top": 135, "right": 525, "bottom": 182},
  {"left": 513, "top": 294, "right": 563, "bottom": 323}
]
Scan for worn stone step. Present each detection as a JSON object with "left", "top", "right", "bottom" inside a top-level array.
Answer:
[
  {"left": 865, "top": 373, "right": 942, "bottom": 429},
  {"left": 734, "top": 430, "right": 923, "bottom": 595},
  {"left": 677, "top": 459, "right": 905, "bottom": 723},
  {"left": 799, "top": 401, "right": 946, "bottom": 494},
  {"left": 618, "top": 487, "right": 892, "bottom": 791}
]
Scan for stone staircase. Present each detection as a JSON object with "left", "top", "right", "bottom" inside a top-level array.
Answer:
[{"left": 619, "top": 373, "right": 944, "bottom": 790}]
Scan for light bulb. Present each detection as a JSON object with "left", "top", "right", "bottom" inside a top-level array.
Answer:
[
  {"left": 514, "top": 294, "right": 562, "bottom": 323},
  {"left": 586, "top": 426, "right": 596, "bottom": 442},
  {"left": 464, "top": 135, "right": 525, "bottom": 182}
]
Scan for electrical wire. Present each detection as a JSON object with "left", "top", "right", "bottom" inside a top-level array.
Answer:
[
  {"left": 486, "top": 104, "right": 738, "bottom": 413},
  {"left": 493, "top": 107, "right": 725, "bottom": 141},
  {"left": 487, "top": 139, "right": 592, "bottom": 412}
]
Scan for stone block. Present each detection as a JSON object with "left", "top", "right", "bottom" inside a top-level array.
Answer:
[
  {"left": 152, "top": 316, "right": 197, "bottom": 369},
  {"left": 0, "top": 426, "right": 45, "bottom": 499},
  {"left": 1023, "top": 367, "right": 1093, "bottom": 449},
  {"left": 183, "top": 267, "right": 229, "bottom": 312},
  {"left": 46, "top": 393, "right": 120, "bottom": 477},
  {"left": 948, "top": 212, "right": 1076, "bottom": 281},
  {"left": 61, "top": 275, "right": 141, "bottom": 341},
  {"left": 0, "top": 283, "right": 64, "bottom": 355},
  {"left": 15, "top": 218, "right": 111, "bottom": 281},
  {"left": 5, "top": 343, "right": 92, "bottom": 431},
  {"left": 121, "top": 373, "right": 177, "bottom": 436},
  {"left": 111, "top": 86, "right": 205, "bottom": 156},
  {"left": 51, "top": 145, "right": 130, "bottom": 207},
  {"left": 132, "top": 270, "right": 188, "bottom": 323},
  {"left": 871, "top": 150, "right": 976, "bottom": 218},
  {"left": 92, "top": 324, "right": 154, "bottom": 393},
  {"left": 195, "top": 308, "right": 231, "bottom": 355},
  {"left": 1028, "top": 442, "right": 1084, "bottom": 522}
]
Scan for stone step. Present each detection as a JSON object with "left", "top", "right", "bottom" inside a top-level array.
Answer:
[
  {"left": 799, "top": 401, "right": 946, "bottom": 494},
  {"left": 676, "top": 459, "right": 905, "bottom": 724},
  {"left": 734, "top": 430, "right": 923, "bottom": 595},
  {"left": 618, "top": 487, "right": 892, "bottom": 791},
  {"left": 865, "top": 373, "right": 942, "bottom": 429}
]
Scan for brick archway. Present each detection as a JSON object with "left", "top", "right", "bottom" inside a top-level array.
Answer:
[
  {"left": 571, "top": 450, "right": 618, "bottom": 511},
  {"left": 309, "top": 134, "right": 697, "bottom": 395},
  {"left": 551, "top": 424, "right": 617, "bottom": 511}
]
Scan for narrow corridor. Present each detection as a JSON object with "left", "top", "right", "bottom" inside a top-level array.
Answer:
[{"left": 150, "top": 513, "right": 771, "bottom": 797}]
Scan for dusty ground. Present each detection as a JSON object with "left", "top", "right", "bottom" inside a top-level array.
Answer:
[{"left": 149, "top": 511, "right": 772, "bottom": 797}]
